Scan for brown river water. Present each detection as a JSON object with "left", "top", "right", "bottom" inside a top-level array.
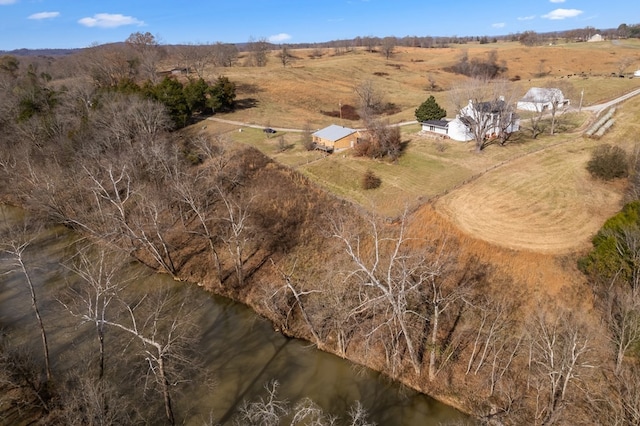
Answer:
[{"left": 0, "top": 205, "right": 466, "bottom": 425}]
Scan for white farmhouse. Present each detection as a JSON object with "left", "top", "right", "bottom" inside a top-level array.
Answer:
[
  {"left": 420, "top": 97, "right": 519, "bottom": 142},
  {"left": 517, "top": 88, "right": 569, "bottom": 112}
]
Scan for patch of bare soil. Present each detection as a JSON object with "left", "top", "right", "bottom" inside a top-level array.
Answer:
[{"left": 434, "top": 145, "right": 623, "bottom": 254}]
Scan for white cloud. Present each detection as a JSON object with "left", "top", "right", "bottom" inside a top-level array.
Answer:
[
  {"left": 542, "top": 8, "right": 583, "bottom": 20},
  {"left": 492, "top": 23, "right": 506, "bottom": 29},
  {"left": 78, "top": 13, "right": 144, "bottom": 28},
  {"left": 518, "top": 15, "right": 536, "bottom": 21},
  {"left": 268, "top": 33, "right": 292, "bottom": 43},
  {"left": 550, "top": 0, "right": 566, "bottom": 3},
  {"left": 0, "top": 0, "right": 17, "bottom": 5},
  {"left": 28, "top": 11, "right": 60, "bottom": 20}
]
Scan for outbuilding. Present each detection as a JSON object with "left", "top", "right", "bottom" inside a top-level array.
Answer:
[
  {"left": 312, "top": 124, "right": 360, "bottom": 153},
  {"left": 517, "top": 88, "right": 569, "bottom": 112},
  {"left": 420, "top": 120, "right": 450, "bottom": 137}
]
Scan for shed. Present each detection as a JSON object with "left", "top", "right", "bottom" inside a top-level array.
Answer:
[{"left": 312, "top": 124, "right": 360, "bottom": 152}]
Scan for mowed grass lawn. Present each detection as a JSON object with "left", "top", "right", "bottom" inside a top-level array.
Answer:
[{"left": 202, "top": 110, "right": 600, "bottom": 218}]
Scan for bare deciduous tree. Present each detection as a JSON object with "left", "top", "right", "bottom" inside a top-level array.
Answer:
[
  {"left": 128, "top": 191, "right": 181, "bottom": 277},
  {"left": 61, "top": 244, "right": 132, "bottom": 380},
  {"left": 80, "top": 44, "right": 135, "bottom": 88},
  {"left": 172, "top": 168, "right": 223, "bottom": 282},
  {"left": 246, "top": 37, "right": 270, "bottom": 67},
  {"left": 232, "top": 380, "right": 371, "bottom": 426},
  {"left": 125, "top": 31, "right": 164, "bottom": 83},
  {"left": 331, "top": 210, "right": 468, "bottom": 377},
  {"left": 57, "top": 371, "right": 136, "bottom": 426},
  {"left": 601, "top": 284, "right": 640, "bottom": 376},
  {"left": 0, "top": 221, "right": 52, "bottom": 383},
  {"left": 234, "top": 380, "right": 288, "bottom": 426},
  {"left": 528, "top": 309, "right": 594, "bottom": 426},
  {"left": 424, "top": 244, "right": 476, "bottom": 381},
  {"left": 354, "top": 79, "right": 384, "bottom": 119},
  {"left": 0, "top": 335, "right": 51, "bottom": 414},
  {"left": 213, "top": 42, "right": 239, "bottom": 67},
  {"left": 268, "top": 259, "right": 322, "bottom": 344},
  {"left": 278, "top": 45, "right": 293, "bottom": 67},
  {"left": 99, "top": 289, "right": 199, "bottom": 425},
  {"left": 450, "top": 78, "right": 518, "bottom": 152},
  {"left": 218, "top": 186, "right": 253, "bottom": 286},
  {"left": 465, "top": 293, "right": 523, "bottom": 396},
  {"left": 177, "top": 43, "right": 213, "bottom": 78},
  {"left": 380, "top": 37, "right": 396, "bottom": 60}
]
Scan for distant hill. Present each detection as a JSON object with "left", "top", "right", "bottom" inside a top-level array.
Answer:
[{"left": 0, "top": 48, "right": 80, "bottom": 57}]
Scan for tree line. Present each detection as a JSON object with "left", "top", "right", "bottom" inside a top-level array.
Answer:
[{"left": 2, "top": 31, "right": 640, "bottom": 426}]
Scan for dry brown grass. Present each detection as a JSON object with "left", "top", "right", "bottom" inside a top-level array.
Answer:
[
  {"left": 435, "top": 94, "right": 640, "bottom": 255},
  {"left": 196, "top": 40, "right": 640, "bottom": 130},
  {"left": 175, "top": 42, "right": 640, "bottom": 414},
  {"left": 189, "top": 39, "right": 640, "bottom": 255}
]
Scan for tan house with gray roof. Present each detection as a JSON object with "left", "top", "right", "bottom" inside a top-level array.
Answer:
[{"left": 312, "top": 124, "right": 361, "bottom": 152}]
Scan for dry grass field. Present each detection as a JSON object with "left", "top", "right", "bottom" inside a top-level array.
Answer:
[
  {"left": 194, "top": 39, "right": 640, "bottom": 255},
  {"left": 197, "top": 39, "right": 640, "bottom": 129}
]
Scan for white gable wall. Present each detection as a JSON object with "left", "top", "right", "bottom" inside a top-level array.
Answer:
[{"left": 448, "top": 118, "right": 474, "bottom": 141}]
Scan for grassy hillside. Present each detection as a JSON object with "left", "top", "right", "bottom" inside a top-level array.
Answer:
[
  {"left": 190, "top": 40, "right": 640, "bottom": 253},
  {"left": 195, "top": 40, "right": 640, "bottom": 130}
]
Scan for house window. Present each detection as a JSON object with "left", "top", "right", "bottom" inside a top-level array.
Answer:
[{"left": 430, "top": 126, "right": 435, "bottom": 131}]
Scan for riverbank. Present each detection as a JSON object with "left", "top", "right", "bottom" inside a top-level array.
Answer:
[{"left": 0, "top": 204, "right": 466, "bottom": 425}]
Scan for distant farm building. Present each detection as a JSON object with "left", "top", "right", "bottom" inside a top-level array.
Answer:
[
  {"left": 587, "top": 34, "right": 604, "bottom": 42},
  {"left": 312, "top": 124, "right": 360, "bottom": 152},
  {"left": 517, "top": 88, "right": 570, "bottom": 112},
  {"left": 634, "top": 70, "right": 640, "bottom": 78}
]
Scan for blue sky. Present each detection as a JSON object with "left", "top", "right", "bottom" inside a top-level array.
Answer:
[{"left": 0, "top": 0, "right": 637, "bottom": 50}]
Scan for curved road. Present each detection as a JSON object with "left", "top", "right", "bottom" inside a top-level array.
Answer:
[{"left": 581, "top": 87, "right": 640, "bottom": 115}]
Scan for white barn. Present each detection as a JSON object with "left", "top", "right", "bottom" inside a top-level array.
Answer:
[{"left": 517, "top": 88, "right": 569, "bottom": 112}]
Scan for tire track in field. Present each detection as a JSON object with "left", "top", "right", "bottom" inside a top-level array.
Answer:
[{"left": 435, "top": 148, "right": 622, "bottom": 253}]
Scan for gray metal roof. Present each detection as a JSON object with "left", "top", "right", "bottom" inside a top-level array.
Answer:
[
  {"left": 422, "top": 120, "right": 449, "bottom": 128},
  {"left": 520, "top": 87, "right": 564, "bottom": 103},
  {"left": 312, "top": 124, "right": 357, "bottom": 142}
]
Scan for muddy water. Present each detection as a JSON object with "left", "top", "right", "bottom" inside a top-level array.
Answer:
[{"left": 0, "top": 205, "right": 467, "bottom": 425}]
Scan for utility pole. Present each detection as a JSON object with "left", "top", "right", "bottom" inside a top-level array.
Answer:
[{"left": 579, "top": 89, "right": 584, "bottom": 112}]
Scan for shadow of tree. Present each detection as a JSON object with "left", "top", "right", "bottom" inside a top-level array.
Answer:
[{"left": 235, "top": 98, "right": 259, "bottom": 111}]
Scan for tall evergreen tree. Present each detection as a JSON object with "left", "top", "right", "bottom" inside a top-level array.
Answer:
[
  {"left": 415, "top": 95, "right": 447, "bottom": 122},
  {"left": 208, "top": 76, "right": 236, "bottom": 113}
]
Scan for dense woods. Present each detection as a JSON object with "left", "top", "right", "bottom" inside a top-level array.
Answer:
[{"left": 1, "top": 34, "right": 640, "bottom": 425}]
